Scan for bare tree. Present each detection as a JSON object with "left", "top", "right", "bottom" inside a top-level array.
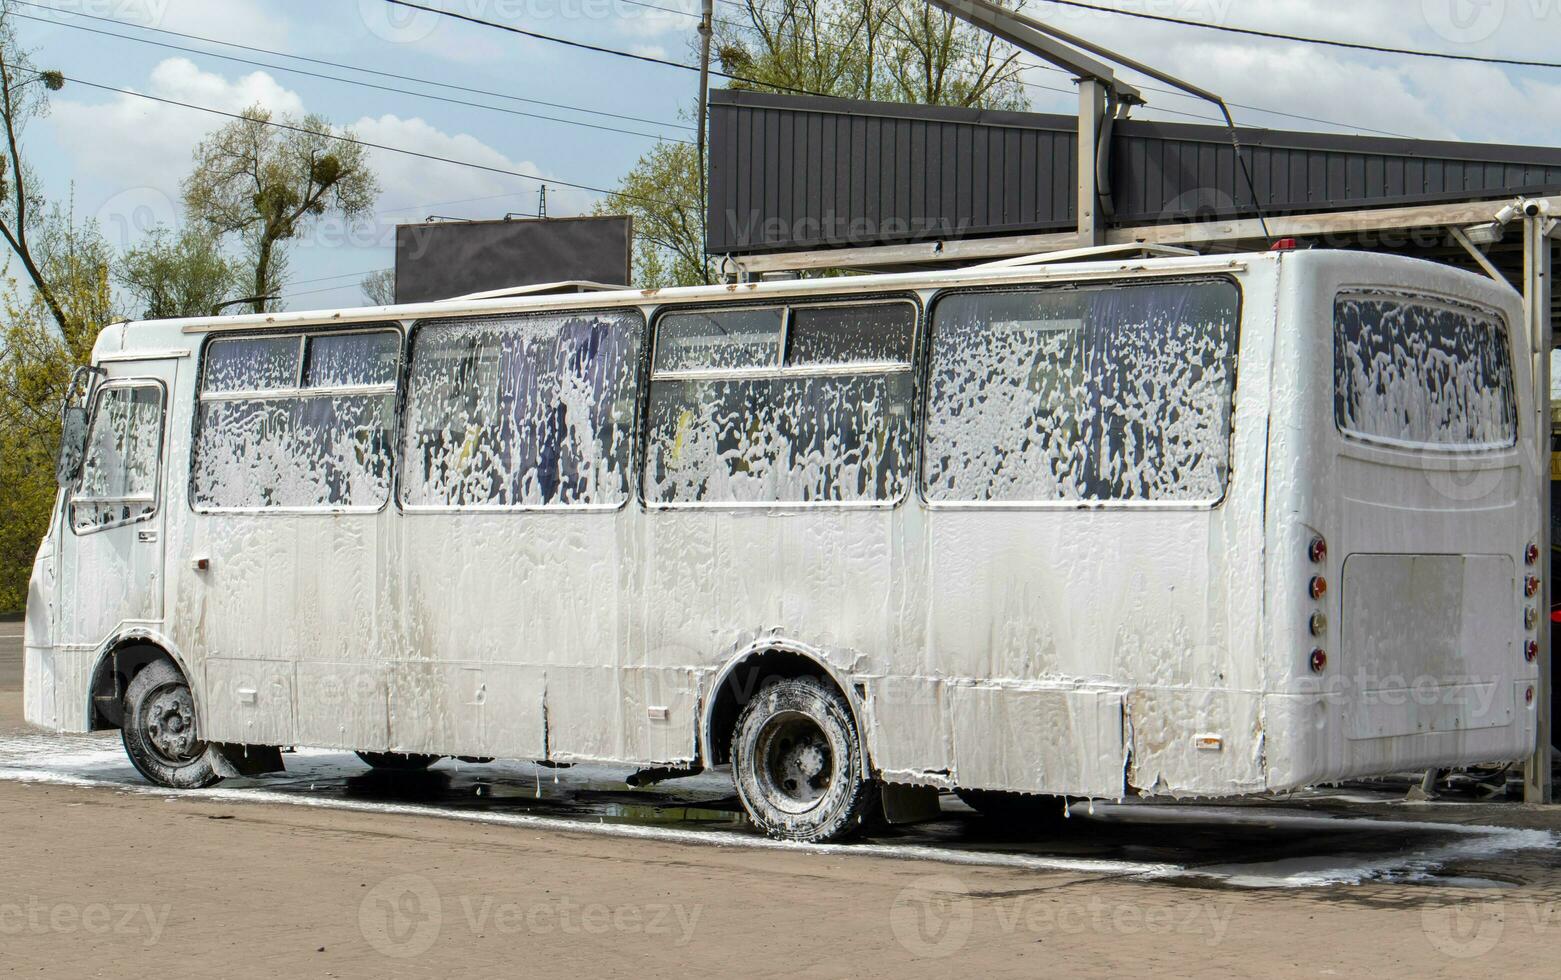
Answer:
[
  {"left": 0, "top": 1, "right": 67, "bottom": 332},
  {"left": 360, "top": 267, "right": 395, "bottom": 306},
  {"left": 184, "top": 106, "right": 379, "bottom": 312}
]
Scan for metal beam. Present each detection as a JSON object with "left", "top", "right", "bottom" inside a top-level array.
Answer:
[
  {"left": 729, "top": 196, "right": 1561, "bottom": 274},
  {"left": 925, "top": 0, "right": 1139, "bottom": 102},
  {"left": 1523, "top": 207, "right": 1555, "bottom": 803}
]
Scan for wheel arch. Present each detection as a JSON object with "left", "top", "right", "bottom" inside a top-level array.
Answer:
[
  {"left": 86, "top": 629, "right": 199, "bottom": 732},
  {"left": 701, "top": 638, "right": 870, "bottom": 774}
]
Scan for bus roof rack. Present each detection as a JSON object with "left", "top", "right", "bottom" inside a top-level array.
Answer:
[
  {"left": 967, "top": 243, "right": 1201, "bottom": 270},
  {"left": 444, "top": 280, "right": 629, "bottom": 302}
]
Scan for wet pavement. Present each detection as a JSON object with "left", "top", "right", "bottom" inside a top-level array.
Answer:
[{"left": 0, "top": 727, "right": 1553, "bottom": 893}]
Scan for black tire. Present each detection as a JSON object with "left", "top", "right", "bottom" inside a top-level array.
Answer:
[
  {"left": 731, "top": 676, "right": 878, "bottom": 843},
  {"left": 356, "top": 752, "right": 440, "bottom": 771},
  {"left": 955, "top": 788, "right": 1069, "bottom": 825},
  {"left": 120, "top": 659, "right": 221, "bottom": 789}
]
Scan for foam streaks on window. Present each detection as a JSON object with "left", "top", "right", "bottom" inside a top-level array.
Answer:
[
  {"left": 924, "top": 281, "right": 1240, "bottom": 503},
  {"left": 1334, "top": 296, "right": 1516, "bottom": 451},
  {"left": 401, "top": 311, "right": 643, "bottom": 508},
  {"left": 192, "top": 329, "right": 399, "bottom": 510}
]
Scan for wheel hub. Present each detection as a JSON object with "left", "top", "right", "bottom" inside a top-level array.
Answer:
[
  {"left": 757, "top": 712, "right": 834, "bottom": 811},
  {"left": 144, "top": 684, "right": 204, "bottom": 765}
]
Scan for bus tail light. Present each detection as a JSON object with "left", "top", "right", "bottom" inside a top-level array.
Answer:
[
  {"left": 1270, "top": 238, "right": 1299, "bottom": 251},
  {"left": 1309, "top": 576, "right": 1328, "bottom": 600},
  {"left": 1309, "top": 649, "right": 1328, "bottom": 673},
  {"left": 1527, "top": 686, "right": 1536, "bottom": 705},
  {"left": 1308, "top": 536, "right": 1328, "bottom": 564},
  {"left": 1525, "top": 575, "right": 1540, "bottom": 598},
  {"left": 1525, "top": 607, "right": 1538, "bottom": 630},
  {"left": 1309, "top": 611, "right": 1328, "bottom": 637},
  {"left": 1525, "top": 542, "right": 1540, "bottom": 565},
  {"left": 1526, "top": 641, "right": 1539, "bottom": 663}
]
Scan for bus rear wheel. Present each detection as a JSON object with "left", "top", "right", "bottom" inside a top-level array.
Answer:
[
  {"left": 121, "top": 659, "right": 221, "bottom": 789},
  {"left": 356, "top": 752, "right": 440, "bottom": 771},
  {"left": 731, "top": 676, "right": 877, "bottom": 843}
]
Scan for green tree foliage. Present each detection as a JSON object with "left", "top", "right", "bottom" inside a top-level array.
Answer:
[
  {"left": 715, "top": 0, "right": 1028, "bottom": 109},
  {"left": 0, "top": 206, "right": 116, "bottom": 612},
  {"left": 603, "top": 1, "right": 1027, "bottom": 287},
  {"left": 183, "top": 106, "right": 379, "bottom": 312},
  {"left": 595, "top": 140, "right": 706, "bottom": 289},
  {"left": 116, "top": 225, "right": 241, "bottom": 320}
]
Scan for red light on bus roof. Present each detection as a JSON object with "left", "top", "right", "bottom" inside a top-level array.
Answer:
[
  {"left": 1526, "top": 543, "right": 1540, "bottom": 565},
  {"left": 1526, "top": 641, "right": 1540, "bottom": 663},
  {"left": 1525, "top": 575, "right": 1540, "bottom": 598},
  {"left": 1270, "top": 238, "right": 1299, "bottom": 251},
  {"left": 1309, "top": 576, "right": 1327, "bottom": 600},
  {"left": 1308, "top": 536, "right": 1327, "bottom": 564},
  {"left": 1309, "top": 649, "right": 1328, "bottom": 673}
]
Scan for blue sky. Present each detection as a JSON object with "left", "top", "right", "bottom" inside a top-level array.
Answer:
[{"left": 15, "top": 0, "right": 1561, "bottom": 311}]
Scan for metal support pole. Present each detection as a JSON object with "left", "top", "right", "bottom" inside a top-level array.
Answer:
[
  {"left": 1523, "top": 209, "right": 1554, "bottom": 803},
  {"left": 696, "top": 0, "right": 714, "bottom": 281},
  {"left": 1077, "top": 78, "right": 1104, "bottom": 247}
]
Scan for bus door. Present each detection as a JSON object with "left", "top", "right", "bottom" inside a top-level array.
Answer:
[{"left": 58, "top": 358, "right": 178, "bottom": 647}]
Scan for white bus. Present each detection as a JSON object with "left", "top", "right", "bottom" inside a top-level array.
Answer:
[{"left": 22, "top": 248, "right": 1542, "bottom": 842}]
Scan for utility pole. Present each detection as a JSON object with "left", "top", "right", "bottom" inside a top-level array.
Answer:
[{"left": 697, "top": 0, "right": 714, "bottom": 279}]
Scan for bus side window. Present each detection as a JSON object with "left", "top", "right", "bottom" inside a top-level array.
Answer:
[
  {"left": 191, "top": 329, "right": 400, "bottom": 511},
  {"left": 72, "top": 383, "right": 164, "bottom": 533},
  {"left": 400, "top": 310, "right": 644, "bottom": 509},
  {"left": 923, "top": 280, "right": 1240, "bottom": 504},
  {"left": 644, "top": 301, "right": 916, "bottom": 506}
]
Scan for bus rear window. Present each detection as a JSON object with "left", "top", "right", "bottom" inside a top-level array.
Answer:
[{"left": 1333, "top": 295, "right": 1517, "bottom": 451}]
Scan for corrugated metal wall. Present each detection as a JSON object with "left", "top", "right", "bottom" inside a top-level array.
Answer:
[{"left": 707, "top": 89, "right": 1561, "bottom": 257}]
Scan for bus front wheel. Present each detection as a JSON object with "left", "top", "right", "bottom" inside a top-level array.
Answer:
[
  {"left": 121, "top": 659, "right": 221, "bottom": 790},
  {"left": 731, "top": 676, "right": 878, "bottom": 843}
]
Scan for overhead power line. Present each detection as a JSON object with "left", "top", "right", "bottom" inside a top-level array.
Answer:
[
  {"left": 13, "top": 5, "right": 689, "bottom": 143},
  {"left": 377, "top": 0, "right": 839, "bottom": 100},
  {"left": 618, "top": 0, "right": 1406, "bottom": 135},
  {"left": 1035, "top": 0, "right": 1561, "bottom": 70},
  {"left": 13, "top": 0, "right": 689, "bottom": 131},
  {"left": 55, "top": 75, "right": 681, "bottom": 210}
]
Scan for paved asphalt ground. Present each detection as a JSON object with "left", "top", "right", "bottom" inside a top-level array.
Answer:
[
  {"left": 0, "top": 624, "right": 1558, "bottom": 978},
  {"left": 0, "top": 620, "right": 22, "bottom": 692}
]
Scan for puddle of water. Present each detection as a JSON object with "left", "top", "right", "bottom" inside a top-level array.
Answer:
[{"left": 0, "top": 730, "right": 1553, "bottom": 889}]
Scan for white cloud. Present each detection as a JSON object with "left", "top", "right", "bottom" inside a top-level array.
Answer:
[
  {"left": 156, "top": 0, "right": 292, "bottom": 49},
  {"left": 51, "top": 59, "right": 307, "bottom": 246},
  {"left": 348, "top": 112, "right": 591, "bottom": 225},
  {"left": 48, "top": 59, "right": 586, "bottom": 256}
]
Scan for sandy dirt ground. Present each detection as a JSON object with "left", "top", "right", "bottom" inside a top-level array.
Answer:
[{"left": 0, "top": 630, "right": 1557, "bottom": 979}]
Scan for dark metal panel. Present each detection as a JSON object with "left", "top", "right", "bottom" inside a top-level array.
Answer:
[
  {"left": 704, "top": 89, "right": 1561, "bottom": 255},
  {"left": 394, "top": 217, "right": 631, "bottom": 304}
]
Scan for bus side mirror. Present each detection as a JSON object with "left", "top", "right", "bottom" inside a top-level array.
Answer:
[{"left": 56, "top": 405, "right": 89, "bottom": 488}]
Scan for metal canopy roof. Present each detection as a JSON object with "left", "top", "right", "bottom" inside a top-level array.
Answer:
[{"left": 706, "top": 89, "right": 1561, "bottom": 258}]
